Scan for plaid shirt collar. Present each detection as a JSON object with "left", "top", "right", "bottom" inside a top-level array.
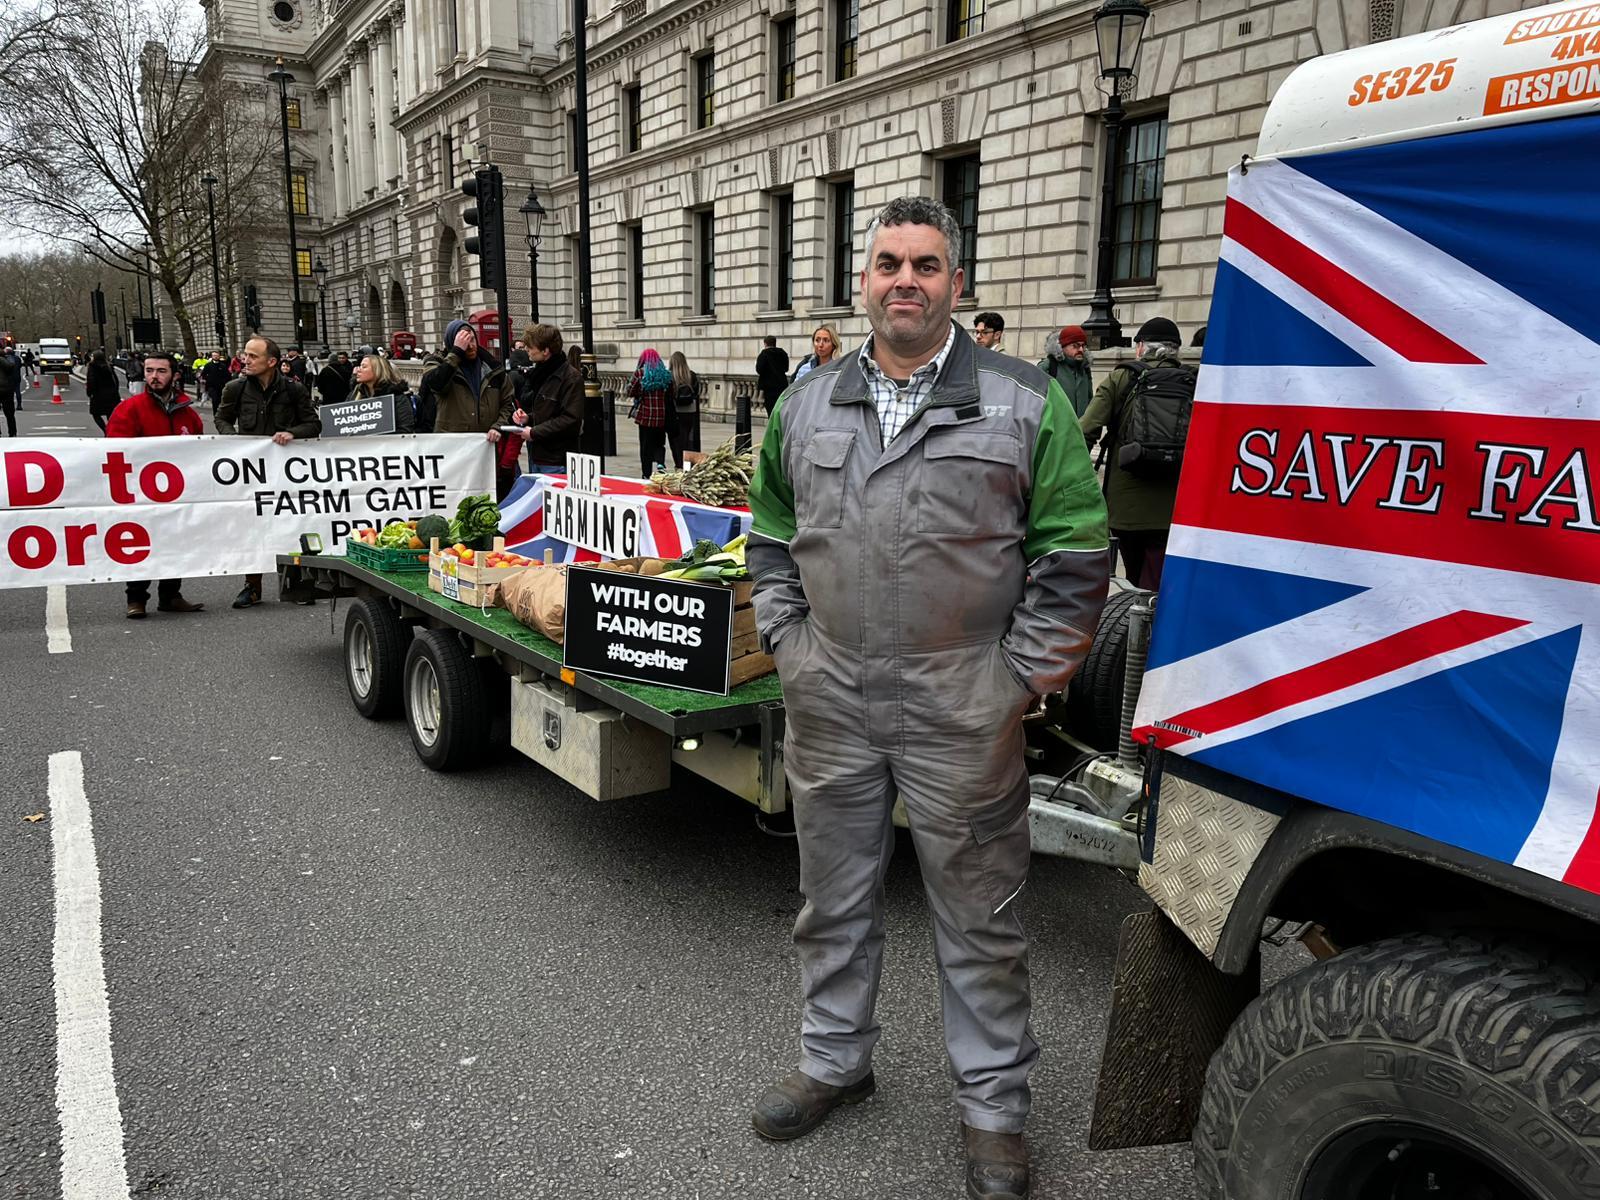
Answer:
[{"left": 857, "top": 322, "right": 959, "bottom": 444}]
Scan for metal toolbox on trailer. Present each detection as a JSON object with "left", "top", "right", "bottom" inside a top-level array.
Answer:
[{"left": 510, "top": 676, "right": 671, "bottom": 801}]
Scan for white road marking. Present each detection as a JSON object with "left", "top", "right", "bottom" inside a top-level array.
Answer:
[
  {"left": 47, "top": 585, "right": 72, "bottom": 654},
  {"left": 49, "top": 751, "right": 131, "bottom": 1200}
]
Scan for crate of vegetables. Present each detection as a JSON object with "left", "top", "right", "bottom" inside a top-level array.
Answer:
[
  {"left": 428, "top": 537, "right": 539, "bottom": 608},
  {"left": 345, "top": 521, "right": 430, "bottom": 571},
  {"left": 658, "top": 534, "right": 771, "bottom": 686}
]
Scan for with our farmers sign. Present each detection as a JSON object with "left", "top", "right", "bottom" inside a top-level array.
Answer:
[
  {"left": 0, "top": 436, "right": 493, "bottom": 588},
  {"left": 563, "top": 566, "right": 734, "bottom": 694},
  {"left": 319, "top": 395, "right": 399, "bottom": 438}
]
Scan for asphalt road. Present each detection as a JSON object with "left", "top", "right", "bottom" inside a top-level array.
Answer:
[{"left": 0, "top": 376, "right": 1193, "bottom": 1199}]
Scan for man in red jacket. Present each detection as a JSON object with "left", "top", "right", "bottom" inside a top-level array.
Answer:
[{"left": 107, "top": 351, "right": 205, "bottom": 619}]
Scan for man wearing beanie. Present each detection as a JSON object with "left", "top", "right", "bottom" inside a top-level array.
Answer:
[
  {"left": 1079, "top": 315, "right": 1191, "bottom": 590},
  {"left": 420, "top": 320, "right": 518, "bottom": 492},
  {"left": 1036, "top": 325, "right": 1092, "bottom": 418}
]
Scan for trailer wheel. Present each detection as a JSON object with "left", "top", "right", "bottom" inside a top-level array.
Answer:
[
  {"left": 343, "top": 597, "right": 408, "bottom": 719},
  {"left": 403, "top": 629, "right": 488, "bottom": 771},
  {"left": 1063, "top": 587, "right": 1146, "bottom": 749},
  {"left": 1194, "top": 933, "right": 1600, "bottom": 1200}
]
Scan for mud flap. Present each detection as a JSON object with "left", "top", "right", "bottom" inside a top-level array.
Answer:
[{"left": 1088, "top": 907, "right": 1260, "bottom": 1150}]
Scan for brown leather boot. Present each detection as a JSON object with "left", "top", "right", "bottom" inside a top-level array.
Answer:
[
  {"left": 750, "top": 1070, "right": 875, "bottom": 1141},
  {"left": 963, "top": 1125, "right": 1030, "bottom": 1199},
  {"left": 126, "top": 601, "right": 146, "bottom": 620},
  {"left": 157, "top": 595, "right": 205, "bottom": 613}
]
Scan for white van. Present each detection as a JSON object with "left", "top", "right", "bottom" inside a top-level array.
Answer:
[{"left": 37, "top": 338, "right": 74, "bottom": 373}]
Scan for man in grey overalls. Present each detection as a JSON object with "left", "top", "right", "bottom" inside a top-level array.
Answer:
[{"left": 746, "top": 197, "right": 1110, "bottom": 1200}]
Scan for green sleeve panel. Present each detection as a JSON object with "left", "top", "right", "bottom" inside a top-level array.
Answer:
[
  {"left": 748, "top": 398, "right": 797, "bottom": 544},
  {"left": 1025, "top": 378, "right": 1109, "bottom": 561}
]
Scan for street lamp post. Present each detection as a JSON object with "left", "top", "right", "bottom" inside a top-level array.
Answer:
[
  {"left": 1081, "top": 0, "right": 1151, "bottom": 352},
  {"left": 142, "top": 240, "right": 157, "bottom": 318},
  {"left": 312, "top": 258, "right": 330, "bottom": 353},
  {"left": 267, "top": 57, "right": 305, "bottom": 352},
  {"left": 519, "top": 186, "right": 545, "bottom": 324},
  {"left": 201, "top": 173, "right": 226, "bottom": 349}
]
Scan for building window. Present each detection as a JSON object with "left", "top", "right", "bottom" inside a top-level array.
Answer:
[
  {"left": 947, "top": 0, "right": 984, "bottom": 41},
  {"left": 835, "top": 0, "right": 858, "bottom": 81},
  {"left": 627, "top": 223, "right": 645, "bottom": 321},
  {"left": 291, "top": 171, "right": 309, "bottom": 216},
  {"left": 295, "top": 249, "right": 313, "bottom": 277},
  {"left": 772, "top": 193, "right": 794, "bottom": 309},
  {"left": 623, "top": 82, "right": 642, "bottom": 153},
  {"left": 694, "top": 208, "right": 715, "bottom": 314},
  {"left": 442, "top": 130, "right": 454, "bottom": 184},
  {"left": 567, "top": 235, "right": 582, "bottom": 320},
  {"left": 296, "top": 300, "right": 318, "bottom": 343},
  {"left": 773, "top": 18, "right": 796, "bottom": 103},
  {"left": 694, "top": 49, "right": 715, "bottom": 130},
  {"left": 285, "top": 97, "right": 302, "bottom": 129},
  {"left": 941, "top": 155, "right": 980, "bottom": 295},
  {"left": 830, "top": 180, "right": 855, "bottom": 307},
  {"left": 566, "top": 111, "right": 579, "bottom": 173},
  {"left": 1111, "top": 114, "right": 1168, "bottom": 286}
]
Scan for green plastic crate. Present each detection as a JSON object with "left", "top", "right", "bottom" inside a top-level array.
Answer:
[{"left": 345, "top": 538, "right": 430, "bottom": 572}]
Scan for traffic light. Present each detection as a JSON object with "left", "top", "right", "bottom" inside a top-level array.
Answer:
[
  {"left": 244, "top": 283, "right": 262, "bottom": 330},
  {"left": 462, "top": 167, "right": 505, "bottom": 291}
]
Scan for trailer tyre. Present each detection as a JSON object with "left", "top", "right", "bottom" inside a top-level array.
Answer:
[
  {"left": 1063, "top": 587, "right": 1146, "bottom": 749},
  {"left": 343, "top": 597, "right": 408, "bottom": 719},
  {"left": 403, "top": 629, "right": 488, "bottom": 771},
  {"left": 1194, "top": 933, "right": 1600, "bottom": 1200}
]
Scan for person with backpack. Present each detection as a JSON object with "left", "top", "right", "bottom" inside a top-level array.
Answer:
[
  {"left": 668, "top": 350, "right": 701, "bottom": 463},
  {"left": 1036, "top": 324, "right": 1092, "bottom": 418},
  {"left": 1079, "top": 316, "right": 1193, "bottom": 591},
  {"left": 626, "top": 348, "right": 677, "bottom": 477}
]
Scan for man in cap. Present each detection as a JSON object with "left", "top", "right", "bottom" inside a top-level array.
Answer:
[{"left": 1036, "top": 325, "right": 1092, "bottom": 419}]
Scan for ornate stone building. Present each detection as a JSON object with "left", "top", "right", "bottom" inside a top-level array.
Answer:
[{"left": 185, "top": 0, "right": 1544, "bottom": 401}]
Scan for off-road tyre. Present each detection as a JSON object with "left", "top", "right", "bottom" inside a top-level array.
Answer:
[
  {"left": 403, "top": 628, "right": 489, "bottom": 771},
  {"left": 1194, "top": 932, "right": 1600, "bottom": 1199},
  {"left": 1064, "top": 586, "right": 1146, "bottom": 749},
  {"left": 343, "top": 597, "right": 409, "bottom": 719}
]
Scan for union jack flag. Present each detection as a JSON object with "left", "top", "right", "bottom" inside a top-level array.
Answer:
[
  {"left": 498, "top": 473, "right": 752, "bottom": 564},
  {"left": 1132, "top": 112, "right": 1600, "bottom": 894}
]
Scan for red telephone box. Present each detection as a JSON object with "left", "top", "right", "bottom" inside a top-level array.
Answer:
[
  {"left": 466, "top": 310, "right": 506, "bottom": 358},
  {"left": 390, "top": 331, "right": 417, "bottom": 359}
]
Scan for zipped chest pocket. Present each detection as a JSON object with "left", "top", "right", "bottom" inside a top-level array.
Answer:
[
  {"left": 916, "top": 430, "right": 1022, "bottom": 535},
  {"left": 794, "top": 430, "right": 856, "bottom": 530}
]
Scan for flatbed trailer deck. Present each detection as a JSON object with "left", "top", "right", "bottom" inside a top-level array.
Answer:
[{"left": 278, "top": 552, "right": 791, "bottom": 809}]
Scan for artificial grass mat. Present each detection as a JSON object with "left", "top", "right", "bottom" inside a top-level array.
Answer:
[{"left": 381, "top": 570, "right": 785, "bottom": 716}]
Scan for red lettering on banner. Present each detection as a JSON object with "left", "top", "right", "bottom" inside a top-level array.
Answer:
[
  {"left": 138, "top": 462, "right": 184, "bottom": 503},
  {"left": 102, "top": 452, "right": 137, "bottom": 504},
  {"left": 8, "top": 527, "right": 53, "bottom": 569},
  {"left": 105, "top": 522, "right": 151, "bottom": 565},
  {"left": 4, "top": 451, "right": 65, "bottom": 507},
  {"left": 65, "top": 524, "right": 97, "bottom": 566},
  {"left": 1178, "top": 403, "right": 1600, "bottom": 585}
]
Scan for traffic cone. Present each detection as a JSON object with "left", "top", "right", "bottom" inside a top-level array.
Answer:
[
  {"left": 32, "top": 374, "right": 40, "bottom": 388},
  {"left": 51, "top": 379, "right": 63, "bottom": 405}
]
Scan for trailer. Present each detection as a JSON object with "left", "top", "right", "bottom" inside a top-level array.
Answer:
[
  {"left": 277, "top": 552, "right": 791, "bottom": 810},
  {"left": 278, "top": 550, "right": 1148, "bottom": 864}
]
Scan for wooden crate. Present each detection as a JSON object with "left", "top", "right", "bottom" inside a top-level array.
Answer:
[
  {"left": 428, "top": 537, "right": 532, "bottom": 608},
  {"left": 727, "top": 585, "right": 773, "bottom": 686}
]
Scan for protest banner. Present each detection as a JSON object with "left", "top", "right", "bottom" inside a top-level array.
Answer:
[{"left": 0, "top": 435, "right": 493, "bottom": 588}]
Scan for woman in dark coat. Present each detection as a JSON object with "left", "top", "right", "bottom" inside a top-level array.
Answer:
[
  {"left": 87, "top": 350, "right": 122, "bottom": 433},
  {"left": 350, "top": 354, "right": 416, "bottom": 433}
]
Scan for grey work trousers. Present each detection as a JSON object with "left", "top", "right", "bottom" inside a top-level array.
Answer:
[{"left": 776, "top": 620, "right": 1038, "bottom": 1133}]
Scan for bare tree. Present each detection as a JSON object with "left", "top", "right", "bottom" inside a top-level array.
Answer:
[{"left": 0, "top": 0, "right": 275, "bottom": 358}]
